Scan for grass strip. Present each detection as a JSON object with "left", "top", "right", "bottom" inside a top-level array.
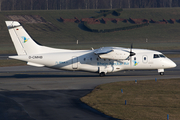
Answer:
[
  {"left": 81, "top": 78, "right": 180, "bottom": 120},
  {"left": 0, "top": 59, "right": 26, "bottom": 67}
]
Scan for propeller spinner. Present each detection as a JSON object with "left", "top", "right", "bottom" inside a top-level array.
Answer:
[
  {"left": 130, "top": 44, "right": 136, "bottom": 56},
  {"left": 129, "top": 44, "right": 136, "bottom": 66}
]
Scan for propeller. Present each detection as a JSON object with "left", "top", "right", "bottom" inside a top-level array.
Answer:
[
  {"left": 129, "top": 44, "right": 136, "bottom": 66},
  {"left": 130, "top": 44, "right": 135, "bottom": 56}
]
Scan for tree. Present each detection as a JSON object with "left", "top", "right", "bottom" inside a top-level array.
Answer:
[
  {"left": 46, "top": 0, "right": 48, "bottom": 10},
  {"left": 92, "top": 0, "right": 95, "bottom": 9},
  {"left": 169, "top": 0, "right": 172, "bottom": 7},
  {"left": 12, "top": 0, "right": 15, "bottom": 10},
  {"left": 0, "top": 0, "right": 4, "bottom": 11},
  {"left": 66, "top": 0, "right": 68, "bottom": 9},
  {"left": 110, "top": 0, "right": 112, "bottom": 9},
  {"left": 84, "top": 0, "right": 87, "bottom": 9},
  {"left": 59, "top": 0, "right": 61, "bottom": 9},
  {"left": 96, "top": 0, "right": 98, "bottom": 9},
  {"left": 128, "top": 0, "right": 131, "bottom": 8},
  {"left": 119, "top": 0, "right": 122, "bottom": 8},
  {"left": 31, "top": 0, "right": 33, "bottom": 10}
]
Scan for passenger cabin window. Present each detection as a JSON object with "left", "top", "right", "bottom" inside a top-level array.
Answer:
[
  {"left": 144, "top": 57, "right": 146, "bottom": 60},
  {"left": 84, "top": 58, "right": 86, "bottom": 61},
  {"left": 134, "top": 57, "right": 136, "bottom": 60}
]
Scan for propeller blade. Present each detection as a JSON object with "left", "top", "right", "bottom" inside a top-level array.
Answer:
[
  {"left": 129, "top": 43, "right": 136, "bottom": 56},
  {"left": 130, "top": 55, "right": 132, "bottom": 66},
  {"left": 129, "top": 44, "right": 135, "bottom": 66}
]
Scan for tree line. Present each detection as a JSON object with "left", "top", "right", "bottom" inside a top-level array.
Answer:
[{"left": 0, "top": 0, "right": 180, "bottom": 11}]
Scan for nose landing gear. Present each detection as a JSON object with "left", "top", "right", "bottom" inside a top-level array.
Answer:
[
  {"left": 159, "top": 72, "right": 164, "bottom": 76},
  {"left": 158, "top": 69, "right": 164, "bottom": 76}
]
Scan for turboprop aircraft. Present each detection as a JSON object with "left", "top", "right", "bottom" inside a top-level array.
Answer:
[{"left": 5, "top": 21, "right": 176, "bottom": 76}]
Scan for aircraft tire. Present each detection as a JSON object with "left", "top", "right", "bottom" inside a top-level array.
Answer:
[
  {"left": 99, "top": 72, "right": 105, "bottom": 77},
  {"left": 159, "top": 72, "right": 164, "bottom": 76}
]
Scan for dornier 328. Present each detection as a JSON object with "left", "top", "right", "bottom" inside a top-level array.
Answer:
[{"left": 5, "top": 21, "right": 176, "bottom": 76}]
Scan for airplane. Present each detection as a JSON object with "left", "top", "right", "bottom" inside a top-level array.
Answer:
[{"left": 5, "top": 21, "right": 176, "bottom": 77}]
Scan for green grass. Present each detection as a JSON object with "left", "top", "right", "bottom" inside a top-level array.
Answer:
[
  {"left": 0, "top": 59, "right": 26, "bottom": 67},
  {"left": 81, "top": 78, "right": 180, "bottom": 120},
  {"left": 0, "top": 8, "right": 180, "bottom": 54},
  {"left": 1, "top": 8, "right": 180, "bottom": 66},
  {"left": 88, "top": 21, "right": 134, "bottom": 30}
]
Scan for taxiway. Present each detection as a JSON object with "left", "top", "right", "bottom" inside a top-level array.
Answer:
[{"left": 0, "top": 57, "right": 179, "bottom": 120}]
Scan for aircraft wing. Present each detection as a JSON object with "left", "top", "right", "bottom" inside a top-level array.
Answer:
[
  {"left": 94, "top": 47, "right": 114, "bottom": 55},
  {"left": 94, "top": 47, "right": 129, "bottom": 60}
]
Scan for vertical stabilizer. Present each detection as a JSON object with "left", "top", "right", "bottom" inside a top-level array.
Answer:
[{"left": 5, "top": 21, "right": 40, "bottom": 55}]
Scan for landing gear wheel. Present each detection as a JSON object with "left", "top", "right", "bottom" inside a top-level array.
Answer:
[
  {"left": 99, "top": 72, "right": 105, "bottom": 77},
  {"left": 159, "top": 72, "right": 164, "bottom": 76}
]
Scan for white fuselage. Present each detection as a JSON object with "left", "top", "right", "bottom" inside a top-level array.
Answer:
[
  {"left": 5, "top": 21, "right": 176, "bottom": 76},
  {"left": 10, "top": 47, "right": 176, "bottom": 74}
]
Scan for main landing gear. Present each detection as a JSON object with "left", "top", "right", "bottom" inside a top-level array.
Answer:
[{"left": 99, "top": 72, "right": 106, "bottom": 77}]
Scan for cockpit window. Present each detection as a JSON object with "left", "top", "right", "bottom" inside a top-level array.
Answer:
[
  {"left": 154, "top": 54, "right": 166, "bottom": 58},
  {"left": 154, "top": 54, "right": 160, "bottom": 58},
  {"left": 159, "top": 54, "right": 166, "bottom": 58}
]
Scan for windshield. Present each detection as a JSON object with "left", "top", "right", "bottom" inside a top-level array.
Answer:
[
  {"left": 154, "top": 54, "right": 166, "bottom": 58},
  {"left": 159, "top": 54, "right": 166, "bottom": 58}
]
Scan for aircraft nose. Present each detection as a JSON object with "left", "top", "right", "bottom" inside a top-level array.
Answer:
[
  {"left": 169, "top": 60, "right": 176, "bottom": 68},
  {"left": 163, "top": 58, "right": 177, "bottom": 68}
]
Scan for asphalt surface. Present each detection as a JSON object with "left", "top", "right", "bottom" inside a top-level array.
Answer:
[{"left": 0, "top": 56, "right": 179, "bottom": 120}]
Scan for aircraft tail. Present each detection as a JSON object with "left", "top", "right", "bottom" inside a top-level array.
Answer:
[{"left": 5, "top": 21, "right": 40, "bottom": 55}]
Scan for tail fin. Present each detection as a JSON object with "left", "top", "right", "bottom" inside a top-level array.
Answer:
[{"left": 5, "top": 21, "right": 40, "bottom": 55}]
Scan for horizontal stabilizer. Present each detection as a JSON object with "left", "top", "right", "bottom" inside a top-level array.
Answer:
[
  {"left": 27, "top": 62, "right": 44, "bottom": 67},
  {"left": 6, "top": 21, "right": 21, "bottom": 28},
  {"left": 9, "top": 55, "right": 44, "bottom": 67},
  {"left": 9, "top": 55, "right": 27, "bottom": 60}
]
